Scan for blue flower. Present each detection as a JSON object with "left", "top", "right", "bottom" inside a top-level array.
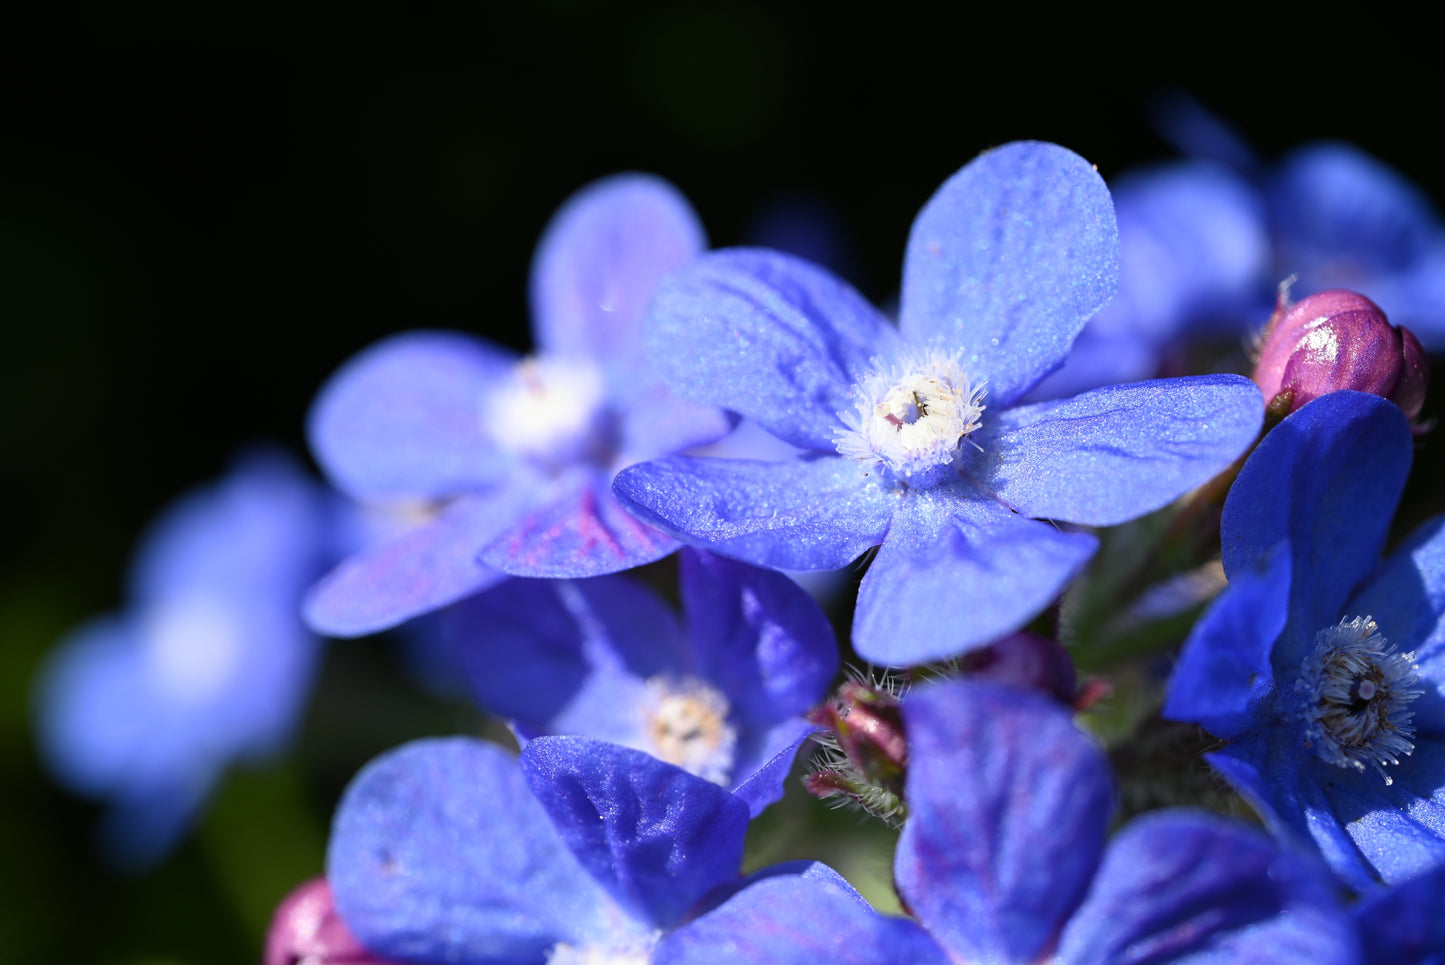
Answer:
[
  {"left": 444, "top": 547, "right": 837, "bottom": 814},
  {"left": 1165, "top": 390, "right": 1445, "bottom": 890},
  {"left": 305, "top": 174, "right": 731, "bottom": 636},
  {"left": 33, "top": 452, "right": 331, "bottom": 868},
  {"left": 652, "top": 679, "right": 1361, "bottom": 964},
  {"left": 1044, "top": 122, "right": 1445, "bottom": 397},
  {"left": 326, "top": 733, "right": 838, "bottom": 963},
  {"left": 613, "top": 141, "right": 1263, "bottom": 666},
  {"left": 1350, "top": 862, "right": 1445, "bottom": 963}
]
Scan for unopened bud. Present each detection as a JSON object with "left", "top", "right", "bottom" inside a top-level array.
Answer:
[
  {"left": 265, "top": 877, "right": 395, "bottom": 965},
  {"left": 1254, "top": 288, "right": 1428, "bottom": 420}
]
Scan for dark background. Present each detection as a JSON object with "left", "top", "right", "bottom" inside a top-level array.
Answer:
[{"left": 3, "top": 3, "right": 1441, "bottom": 961}]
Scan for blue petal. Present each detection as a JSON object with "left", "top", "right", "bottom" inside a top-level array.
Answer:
[
  {"left": 728, "top": 721, "right": 817, "bottom": 818},
  {"left": 1353, "top": 862, "right": 1445, "bottom": 963},
  {"left": 612, "top": 454, "right": 896, "bottom": 570},
  {"left": 1222, "top": 392, "right": 1412, "bottom": 652},
  {"left": 477, "top": 468, "right": 677, "bottom": 578},
  {"left": 530, "top": 174, "right": 706, "bottom": 389},
  {"left": 328, "top": 738, "right": 622, "bottom": 964},
  {"left": 678, "top": 549, "right": 838, "bottom": 734},
  {"left": 1057, "top": 811, "right": 1360, "bottom": 965},
  {"left": 1163, "top": 544, "right": 1290, "bottom": 739},
  {"left": 900, "top": 141, "right": 1119, "bottom": 408},
  {"left": 643, "top": 248, "right": 899, "bottom": 450},
  {"left": 896, "top": 680, "right": 1113, "bottom": 965},
  {"left": 976, "top": 374, "right": 1262, "bottom": 526},
  {"left": 448, "top": 574, "right": 684, "bottom": 734},
  {"left": 651, "top": 871, "right": 947, "bottom": 965},
  {"left": 1313, "top": 739, "right": 1445, "bottom": 888},
  {"left": 303, "top": 494, "right": 511, "bottom": 636},
  {"left": 617, "top": 384, "right": 735, "bottom": 465},
  {"left": 519, "top": 736, "right": 750, "bottom": 929},
  {"left": 308, "top": 331, "right": 518, "bottom": 503},
  {"left": 853, "top": 488, "right": 1097, "bottom": 666}
]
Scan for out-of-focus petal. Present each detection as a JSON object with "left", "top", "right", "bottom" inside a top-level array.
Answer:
[
  {"left": 530, "top": 174, "right": 706, "bottom": 387},
  {"left": 976, "top": 374, "right": 1262, "bottom": 526},
  {"left": 896, "top": 679, "right": 1112, "bottom": 965},
  {"left": 644, "top": 248, "right": 899, "bottom": 451},
  {"left": 652, "top": 872, "right": 947, "bottom": 965},
  {"left": 520, "top": 736, "right": 749, "bottom": 929},
  {"left": 1057, "top": 812, "right": 1360, "bottom": 965},
  {"left": 477, "top": 468, "right": 677, "bottom": 578},
  {"left": 303, "top": 494, "right": 512, "bottom": 637},
  {"left": 900, "top": 141, "right": 1119, "bottom": 408},
  {"left": 612, "top": 454, "right": 896, "bottom": 570},
  {"left": 308, "top": 331, "right": 518, "bottom": 503},
  {"left": 853, "top": 489, "right": 1096, "bottom": 666}
]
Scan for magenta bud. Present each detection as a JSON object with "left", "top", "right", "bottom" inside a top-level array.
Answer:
[
  {"left": 956, "top": 632, "right": 1079, "bottom": 706},
  {"left": 1253, "top": 288, "right": 1429, "bottom": 419},
  {"left": 266, "top": 877, "right": 394, "bottom": 965}
]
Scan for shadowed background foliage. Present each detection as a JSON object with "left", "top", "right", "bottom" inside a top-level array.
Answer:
[{"left": 3, "top": 3, "right": 1440, "bottom": 961}]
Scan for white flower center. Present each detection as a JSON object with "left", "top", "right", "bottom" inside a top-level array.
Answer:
[
  {"left": 547, "top": 935, "right": 658, "bottom": 965},
  {"left": 142, "top": 598, "right": 244, "bottom": 704},
  {"left": 484, "top": 356, "right": 616, "bottom": 469},
  {"left": 1295, "top": 615, "right": 1423, "bottom": 784},
  {"left": 834, "top": 348, "right": 985, "bottom": 488},
  {"left": 638, "top": 676, "right": 737, "bottom": 785}
]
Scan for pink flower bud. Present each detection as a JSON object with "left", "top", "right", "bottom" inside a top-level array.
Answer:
[
  {"left": 265, "top": 877, "right": 394, "bottom": 965},
  {"left": 1253, "top": 288, "right": 1428, "bottom": 419}
]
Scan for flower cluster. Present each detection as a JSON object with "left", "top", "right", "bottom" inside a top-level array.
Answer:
[{"left": 34, "top": 130, "right": 1445, "bottom": 964}]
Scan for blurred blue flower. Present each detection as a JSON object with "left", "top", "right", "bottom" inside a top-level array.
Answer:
[
  {"left": 445, "top": 547, "right": 837, "bottom": 815},
  {"left": 1165, "top": 391, "right": 1445, "bottom": 890},
  {"left": 1042, "top": 111, "right": 1445, "bottom": 398},
  {"left": 1350, "top": 862, "right": 1445, "bottom": 963},
  {"left": 653, "top": 678, "right": 1360, "bottom": 964},
  {"left": 327, "top": 733, "right": 840, "bottom": 963},
  {"left": 33, "top": 451, "right": 332, "bottom": 868},
  {"left": 305, "top": 174, "right": 731, "bottom": 637},
  {"left": 614, "top": 141, "right": 1263, "bottom": 666}
]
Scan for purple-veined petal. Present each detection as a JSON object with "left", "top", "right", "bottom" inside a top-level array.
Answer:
[
  {"left": 896, "top": 679, "right": 1113, "bottom": 965},
  {"left": 477, "top": 467, "right": 677, "bottom": 578},
  {"left": 900, "top": 141, "right": 1119, "bottom": 408},
  {"left": 976, "top": 374, "right": 1262, "bottom": 526},
  {"left": 303, "top": 494, "right": 512, "bottom": 637},
  {"left": 520, "top": 736, "right": 749, "bottom": 929},
  {"left": 679, "top": 548, "right": 838, "bottom": 729},
  {"left": 448, "top": 574, "right": 685, "bottom": 732},
  {"left": 328, "top": 738, "right": 623, "bottom": 964},
  {"left": 1163, "top": 544, "right": 1290, "bottom": 739},
  {"left": 1222, "top": 392, "right": 1412, "bottom": 659},
  {"left": 308, "top": 331, "right": 518, "bottom": 503},
  {"left": 530, "top": 173, "right": 706, "bottom": 387},
  {"left": 644, "top": 248, "right": 899, "bottom": 451},
  {"left": 853, "top": 488, "right": 1097, "bottom": 666},
  {"left": 652, "top": 871, "right": 948, "bottom": 965},
  {"left": 1057, "top": 811, "right": 1360, "bottom": 965},
  {"left": 612, "top": 454, "right": 896, "bottom": 570}
]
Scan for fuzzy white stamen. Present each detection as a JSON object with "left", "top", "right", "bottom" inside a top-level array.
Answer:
[
  {"left": 834, "top": 348, "right": 985, "bottom": 488},
  {"left": 484, "top": 356, "right": 615, "bottom": 468},
  {"left": 1295, "top": 615, "right": 1423, "bottom": 784},
  {"left": 639, "top": 677, "right": 738, "bottom": 785}
]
